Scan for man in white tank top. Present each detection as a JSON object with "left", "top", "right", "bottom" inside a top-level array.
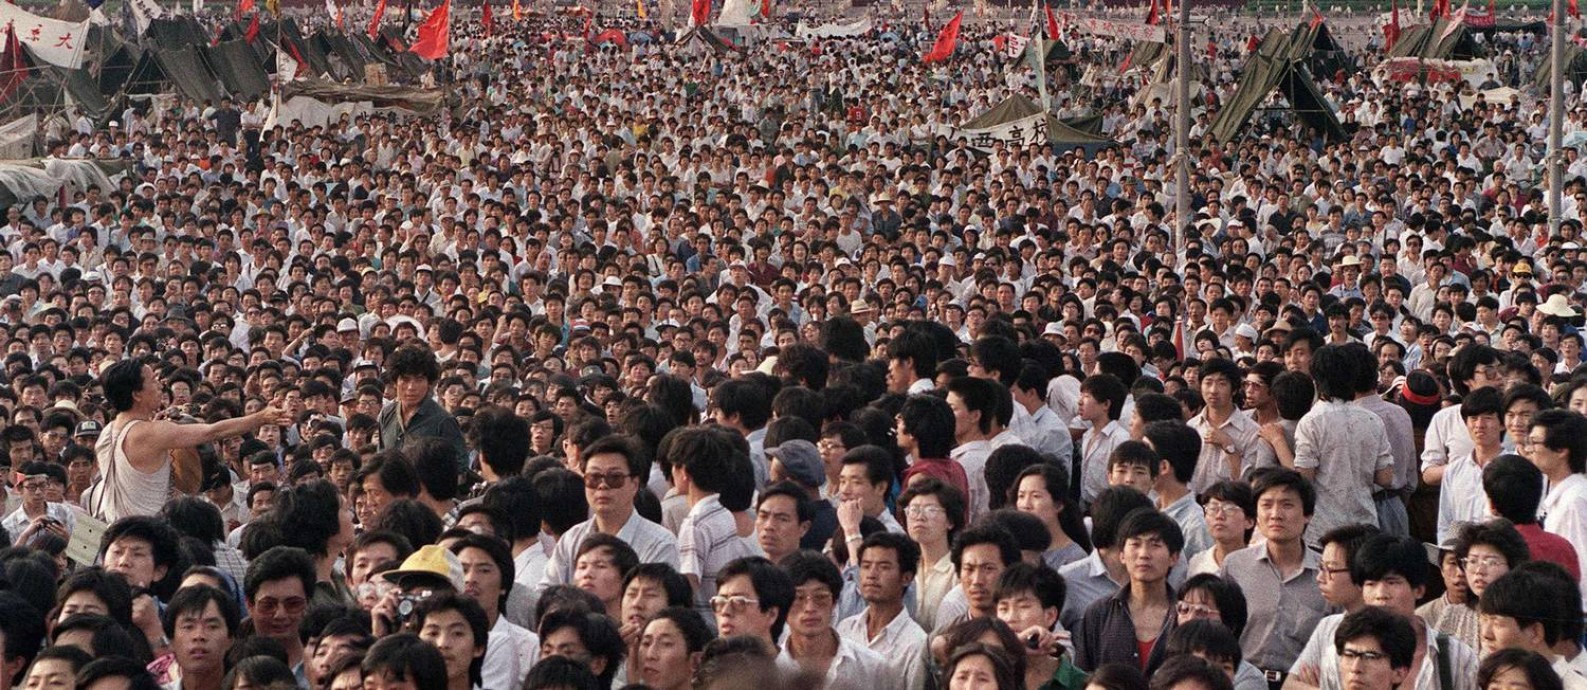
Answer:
[{"left": 85, "top": 359, "right": 291, "bottom": 522}]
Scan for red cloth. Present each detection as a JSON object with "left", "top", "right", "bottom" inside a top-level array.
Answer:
[
  {"left": 368, "top": 0, "right": 387, "bottom": 38},
  {"left": 922, "top": 11, "right": 962, "bottom": 63},
  {"left": 1516, "top": 523, "right": 1582, "bottom": 582},
  {"left": 902, "top": 457, "right": 969, "bottom": 518},
  {"left": 409, "top": 0, "right": 451, "bottom": 59}
]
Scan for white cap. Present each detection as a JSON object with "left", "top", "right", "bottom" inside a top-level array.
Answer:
[
  {"left": 337, "top": 318, "right": 359, "bottom": 333},
  {"left": 1236, "top": 323, "right": 1259, "bottom": 340}
]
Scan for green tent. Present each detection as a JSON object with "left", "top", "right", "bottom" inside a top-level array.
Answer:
[
  {"left": 1387, "top": 18, "right": 1484, "bottom": 59},
  {"left": 1206, "top": 25, "right": 1344, "bottom": 143},
  {"left": 958, "top": 94, "right": 1113, "bottom": 153}
]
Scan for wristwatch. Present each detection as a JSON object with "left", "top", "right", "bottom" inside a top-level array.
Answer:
[{"left": 1221, "top": 443, "right": 1237, "bottom": 455}]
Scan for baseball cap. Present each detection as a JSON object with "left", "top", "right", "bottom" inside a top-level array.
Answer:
[
  {"left": 73, "top": 420, "right": 102, "bottom": 438},
  {"left": 766, "top": 440, "right": 825, "bottom": 487}
]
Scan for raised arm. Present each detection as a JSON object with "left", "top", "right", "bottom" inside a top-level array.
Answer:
[{"left": 133, "top": 406, "right": 292, "bottom": 456}]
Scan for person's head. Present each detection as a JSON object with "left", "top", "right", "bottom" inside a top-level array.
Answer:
[
  {"left": 1483, "top": 454, "right": 1546, "bottom": 525},
  {"left": 271, "top": 479, "right": 353, "bottom": 559},
  {"left": 637, "top": 607, "right": 711, "bottom": 690},
  {"left": 1478, "top": 566, "right": 1570, "bottom": 654},
  {"left": 100, "top": 515, "right": 181, "bottom": 593},
  {"left": 838, "top": 445, "right": 894, "bottom": 514},
  {"left": 536, "top": 607, "right": 624, "bottom": 688},
  {"left": 754, "top": 482, "right": 812, "bottom": 562},
  {"left": 1310, "top": 344, "right": 1361, "bottom": 402},
  {"left": 1148, "top": 655, "right": 1235, "bottom": 690},
  {"left": 1107, "top": 440, "right": 1159, "bottom": 494},
  {"left": 72, "top": 656, "right": 159, "bottom": 690},
  {"left": 856, "top": 532, "right": 919, "bottom": 607},
  {"left": 900, "top": 478, "right": 967, "bottom": 547},
  {"left": 573, "top": 533, "right": 639, "bottom": 612},
  {"left": 712, "top": 556, "right": 794, "bottom": 643},
  {"left": 944, "top": 643, "right": 1021, "bottom": 690},
  {"left": 1477, "top": 648, "right": 1568, "bottom": 690},
  {"left": 413, "top": 592, "right": 488, "bottom": 688},
  {"left": 947, "top": 376, "right": 1003, "bottom": 439},
  {"left": 243, "top": 546, "right": 316, "bottom": 645},
  {"left": 449, "top": 533, "right": 515, "bottom": 617},
  {"left": 162, "top": 585, "right": 239, "bottom": 680},
  {"left": 1318, "top": 524, "right": 1381, "bottom": 610},
  {"left": 1089, "top": 486, "right": 1155, "bottom": 554},
  {"left": 1526, "top": 409, "right": 1587, "bottom": 476},
  {"left": 362, "top": 633, "right": 449, "bottom": 690},
  {"left": 1085, "top": 663, "right": 1149, "bottom": 690},
  {"left": 54, "top": 567, "right": 133, "bottom": 629},
  {"left": 1352, "top": 535, "right": 1431, "bottom": 617},
  {"left": 1116, "top": 508, "right": 1184, "bottom": 586},
  {"left": 1163, "top": 619, "right": 1243, "bottom": 680},
  {"left": 620, "top": 563, "right": 692, "bottom": 634},
  {"left": 0, "top": 592, "right": 42, "bottom": 690},
  {"left": 1250, "top": 468, "right": 1314, "bottom": 545},
  {"left": 991, "top": 562, "right": 1063, "bottom": 637},
  {"left": 1456, "top": 519, "right": 1530, "bottom": 599},
  {"left": 469, "top": 406, "right": 530, "bottom": 480},
  {"left": 782, "top": 551, "right": 843, "bottom": 638},
  {"left": 18, "top": 645, "right": 90, "bottom": 690},
  {"left": 580, "top": 434, "right": 647, "bottom": 517},
  {"left": 712, "top": 378, "right": 771, "bottom": 433},
  {"left": 387, "top": 344, "right": 442, "bottom": 412},
  {"left": 1449, "top": 344, "right": 1501, "bottom": 395},
  {"left": 1333, "top": 606, "right": 1417, "bottom": 690},
  {"left": 952, "top": 523, "right": 1021, "bottom": 616},
  {"left": 1079, "top": 374, "right": 1127, "bottom": 422},
  {"left": 100, "top": 358, "right": 158, "bottom": 414},
  {"left": 1142, "top": 420, "right": 1201, "bottom": 487},
  {"left": 896, "top": 394, "right": 957, "bottom": 458},
  {"left": 1463, "top": 386, "right": 1506, "bottom": 450},
  {"left": 1176, "top": 574, "right": 1248, "bottom": 636},
  {"left": 1200, "top": 480, "right": 1255, "bottom": 547}
]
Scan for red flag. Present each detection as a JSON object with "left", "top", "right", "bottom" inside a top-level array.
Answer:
[
  {"left": 1386, "top": 0, "right": 1401, "bottom": 47},
  {"left": 245, "top": 12, "right": 260, "bottom": 41},
  {"left": 690, "top": 0, "right": 709, "bottom": 25},
  {"left": 0, "top": 24, "right": 25, "bottom": 105},
  {"left": 760, "top": 0, "right": 768, "bottom": 18},
  {"left": 482, "top": 0, "right": 493, "bottom": 35},
  {"left": 1309, "top": 6, "right": 1323, "bottom": 28},
  {"left": 512, "top": 0, "right": 521, "bottom": 20},
  {"left": 922, "top": 10, "right": 961, "bottom": 62},
  {"left": 408, "top": 0, "right": 451, "bottom": 59},
  {"left": 1145, "top": 0, "right": 1159, "bottom": 25},
  {"left": 368, "top": 0, "right": 386, "bottom": 37},
  {"left": 1573, "top": 0, "right": 1581, "bottom": 19},
  {"left": 235, "top": 0, "right": 254, "bottom": 19},
  {"left": 1044, "top": 3, "right": 1059, "bottom": 39}
]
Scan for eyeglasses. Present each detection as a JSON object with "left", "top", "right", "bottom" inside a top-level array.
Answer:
[
  {"left": 583, "top": 472, "right": 630, "bottom": 489},
  {"left": 905, "top": 505, "right": 945, "bottom": 518},
  {"left": 1339, "top": 649, "right": 1389, "bottom": 664},
  {"left": 1203, "top": 502, "right": 1245, "bottom": 517},
  {"left": 1460, "top": 555, "right": 1508, "bottom": 571},
  {"left": 709, "top": 595, "right": 759, "bottom": 612},
  {"left": 252, "top": 596, "right": 307, "bottom": 616},
  {"left": 1176, "top": 602, "right": 1217, "bottom": 617},
  {"left": 1318, "top": 566, "right": 1352, "bottom": 581}
]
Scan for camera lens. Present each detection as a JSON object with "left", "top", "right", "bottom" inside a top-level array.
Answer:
[{"left": 397, "top": 599, "right": 414, "bottom": 616}]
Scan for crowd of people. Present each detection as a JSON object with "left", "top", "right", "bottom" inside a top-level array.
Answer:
[{"left": 1, "top": 2, "right": 1586, "bottom": 690}]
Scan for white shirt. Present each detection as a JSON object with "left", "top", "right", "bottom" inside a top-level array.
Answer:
[
  {"left": 1420, "top": 404, "right": 1473, "bottom": 473},
  {"left": 482, "top": 616, "right": 539, "bottom": 690},
  {"left": 1437, "top": 451, "right": 1494, "bottom": 544},
  {"left": 1, "top": 501, "right": 74, "bottom": 543},
  {"left": 1293, "top": 399, "right": 1395, "bottom": 547},
  {"left": 1079, "top": 421, "right": 1130, "bottom": 504},
  {"left": 950, "top": 440, "right": 993, "bottom": 524},
  {"left": 539, "top": 510, "right": 680, "bottom": 590},
  {"left": 1291, "top": 613, "right": 1478, "bottom": 690},
  {"left": 1010, "top": 404, "right": 1074, "bottom": 462},
  {"left": 777, "top": 631, "right": 899, "bottom": 690},
  {"left": 1542, "top": 473, "right": 1587, "bottom": 607},
  {"left": 836, "top": 607, "right": 929, "bottom": 690}
]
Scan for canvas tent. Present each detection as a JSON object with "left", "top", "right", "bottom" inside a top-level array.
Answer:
[
  {"left": 676, "top": 27, "right": 737, "bottom": 54},
  {"left": 0, "top": 158, "right": 129, "bottom": 207},
  {"left": 1386, "top": 18, "right": 1484, "bottom": 60},
  {"left": 953, "top": 94, "right": 1113, "bottom": 154},
  {"left": 204, "top": 40, "right": 271, "bottom": 100},
  {"left": 1206, "top": 24, "right": 1344, "bottom": 143},
  {"left": 1534, "top": 44, "right": 1587, "bottom": 90}
]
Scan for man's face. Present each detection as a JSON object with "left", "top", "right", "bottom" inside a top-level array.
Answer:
[
  {"left": 755, "top": 494, "right": 808, "bottom": 561},
  {"left": 958, "top": 544, "right": 1006, "bottom": 615},
  {"left": 574, "top": 546, "right": 626, "bottom": 607},
  {"left": 1317, "top": 542, "right": 1361, "bottom": 609},
  {"left": 105, "top": 536, "right": 165, "bottom": 588},
  {"left": 1256, "top": 487, "right": 1309, "bottom": 544},
  {"left": 788, "top": 581, "right": 835, "bottom": 638},
  {"left": 248, "top": 577, "right": 308, "bottom": 642},
  {"left": 857, "top": 546, "right": 910, "bottom": 606},
  {"left": 1337, "top": 636, "right": 1409, "bottom": 690},
  {"left": 713, "top": 574, "right": 776, "bottom": 640},
  {"left": 172, "top": 600, "right": 231, "bottom": 677},
  {"left": 583, "top": 452, "right": 637, "bottom": 516},
  {"left": 994, "top": 589, "right": 1055, "bottom": 636},
  {"left": 1360, "top": 573, "right": 1422, "bottom": 617},
  {"left": 621, "top": 576, "right": 671, "bottom": 633},
  {"left": 1121, "top": 531, "right": 1177, "bottom": 585},
  {"left": 837, "top": 464, "right": 884, "bottom": 515},
  {"left": 1479, "top": 613, "right": 1540, "bottom": 656},
  {"left": 458, "top": 547, "right": 504, "bottom": 617}
]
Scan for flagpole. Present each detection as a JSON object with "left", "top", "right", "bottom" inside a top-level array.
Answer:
[
  {"left": 1173, "top": 0, "right": 1189, "bottom": 251},
  {"left": 1551, "top": 0, "right": 1565, "bottom": 235}
]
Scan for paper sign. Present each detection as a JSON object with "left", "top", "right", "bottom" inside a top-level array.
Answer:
[{"left": 65, "top": 505, "right": 107, "bottom": 567}]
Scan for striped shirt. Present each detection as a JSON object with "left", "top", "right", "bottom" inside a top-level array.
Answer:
[{"left": 679, "top": 494, "right": 759, "bottom": 621}]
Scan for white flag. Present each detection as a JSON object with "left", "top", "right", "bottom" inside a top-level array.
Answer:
[
  {"left": 0, "top": 2, "right": 89, "bottom": 69},
  {"left": 127, "top": 0, "right": 166, "bottom": 35},
  {"left": 276, "top": 47, "right": 299, "bottom": 80}
]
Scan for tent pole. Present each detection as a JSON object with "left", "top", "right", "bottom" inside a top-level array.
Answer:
[
  {"left": 1173, "top": 0, "right": 1189, "bottom": 251},
  {"left": 1550, "top": 0, "right": 1565, "bottom": 235}
]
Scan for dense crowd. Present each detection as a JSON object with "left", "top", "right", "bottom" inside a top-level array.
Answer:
[{"left": 1, "top": 4, "right": 1586, "bottom": 690}]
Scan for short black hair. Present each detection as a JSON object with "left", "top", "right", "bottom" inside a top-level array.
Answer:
[
  {"left": 621, "top": 563, "right": 693, "bottom": 609},
  {"left": 243, "top": 546, "right": 317, "bottom": 603},
  {"left": 1334, "top": 606, "right": 1417, "bottom": 671},
  {"left": 162, "top": 585, "right": 240, "bottom": 639},
  {"left": 1484, "top": 454, "right": 1546, "bottom": 524},
  {"left": 0, "top": 591, "right": 43, "bottom": 675},
  {"left": 535, "top": 608, "right": 624, "bottom": 688},
  {"left": 716, "top": 556, "right": 796, "bottom": 640},
  {"left": 450, "top": 534, "right": 516, "bottom": 610},
  {"left": 1318, "top": 524, "right": 1382, "bottom": 586},
  {"left": 898, "top": 394, "right": 956, "bottom": 459},
  {"left": 482, "top": 476, "right": 543, "bottom": 547},
  {"left": 360, "top": 451, "right": 420, "bottom": 497},
  {"left": 1089, "top": 486, "right": 1154, "bottom": 550},
  {"left": 993, "top": 562, "right": 1065, "bottom": 611},
  {"left": 951, "top": 523, "right": 1021, "bottom": 573},
  {"left": 1460, "top": 385, "right": 1504, "bottom": 420},
  {"left": 522, "top": 655, "right": 601, "bottom": 690},
  {"left": 898, "top": 478, "right": 967, "bottom": 540},
  {"left": 782, "top": 550, "right": 843, "bottom": 600},
  {"left": 1142, "top": 420, "right": 1201, "bottom": 485},
  {"left": 857, "top": 532, "right": 921, "bottom": 577},
  {"left": 1179, "top": 574, "right": 1249, "bottom": 636},
  {"left": 74, "top": 656, "right": 160, "bottom": 690},
  {"left": 1455, "top": 519, "right": 1530, "bottom": 574},
  {"left": 1164, "top": 619, "right": 1242, "bottom": 666},
  {"left": 714, "top": 378, "right": 772, "bottom": 431},
  {"left": 363, "top": 633, "right": 448, "bottom": 689},
  {"left": 1250, "top": 467, "right": 1316, "bottom": 516},
  {"left": 1115, "top": 508, "right": 1185, "bottom": 556},
  {"left": 1480, "top": 568, "right": 1566, "bottom": 645},
  {"left": 470, "top": 405, "right": 530, "bottom": 477},
  {"left": 413, "top": 592, "right": 489, "bottom": 687},
  {"left": 406, "top": 438, "right": 461, "bottom": 501},
  {"left": 1530, "top": 409, "right": 1587, "bottom": 473},
  {"left": 386, "top": 344, "right": 442, "bottom": 384},
  {"left": 1148, "top": 655, "right": 1234, "bottom": 690},
  {"left": 1351, "top": 534, "right": 1431, "bottom": 590}
]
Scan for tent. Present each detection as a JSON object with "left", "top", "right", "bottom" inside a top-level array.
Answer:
[
  {"left": 203, "top": 40, "right": 272, "bottom": 100},
  {"left": 152, "top": 46, "right": 226, "bottom": 102},
  {"left": 676, "top": 27, "right": 737, "bottom": 54},
  {"left": 1386, "top": 18, "right": 1484, "bottom": 60},
  {"left": 953, "top": 94, "right": 1113, "bottom": 154},
  {"left": 1534, "top": 44, "right": 1587, "bottom": 90},
  {"left": 0, "top": 158, "right": 129, "bottom": 207},
  {"left": 1206, "top": 24, "right": 1344, "bottom": 143},
  {"left": 281, "top": 77, "right": 446, "bottom": 115}
]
